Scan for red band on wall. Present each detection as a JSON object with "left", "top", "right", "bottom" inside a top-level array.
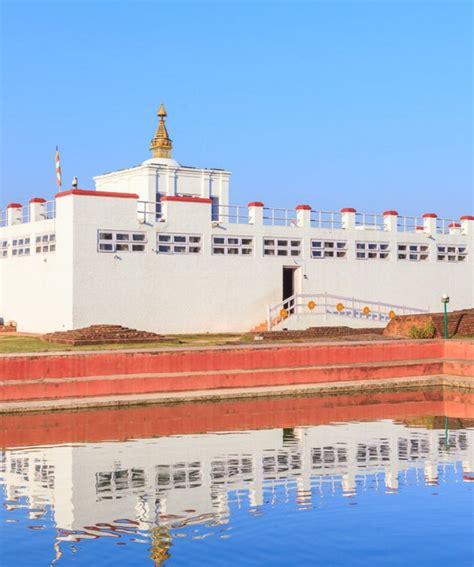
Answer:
[{"left": 55, "top": 189, "right": 139, "bottom": 199}]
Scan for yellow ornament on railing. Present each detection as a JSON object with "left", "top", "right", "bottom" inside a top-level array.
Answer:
[
  {"left": 336, "top": 302, "right": 344, "bottom": 312},
  {"left": 389, "top": 310, "right": 396, "bottom": 319},
  {"left": 363, "top": 306, "right": 370, "bottom": 316},
  {"left": 279, "top": 308, "right": 289, "bottom": 319},
  {"left": 308, "top": 300, "right": 316, "bottom": 311}
]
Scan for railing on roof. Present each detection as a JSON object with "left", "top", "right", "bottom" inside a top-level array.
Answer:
[
  {"left": 137, "top": 200, "right": 162, "bottom": 224},
  {"left": 0, "top": 209, "right": 7, "bottom": 228},
  {"left": 396, "top": 216, "right": 423, "bottom": 233},
  {"left": 310, "top": 210, "right": 342, "bottom": 229},
  {"left": 355, "top": 212, "right": 385, "bottom": 231},
  {"left": 21, "top": 207, "right": 30, "bottom": 224},
  {"left": 43, "top": 200, "right": 56, "bottom": 220},
  {"left": 267, "top": 292, "right": 429, "bottom": 331},
  {"left": 436, "top": 218, "right": 459, "bottom": 235},
  {"left": 263, "top": 207, "right": 297, "bottom": 227},
  {"left": 217, "top": 205, "right": 249, "bottom": 224}
]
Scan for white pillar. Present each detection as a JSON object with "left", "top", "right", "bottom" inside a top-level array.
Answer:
[
  {"left": 248, "top": 201, "right": 264, "bottom": 225},
  {"left": 383, "top": 210, "right": 398, "bottom": 232},
  {"left": 296, "top": 204, "right": 311, "bottom": 228},
  {"left": 448, "top": 222, "right": 462, "bottom": 235},
  {"left": 460, "top": 215, "right": 474, "bottom": 235},
  {"left": 341, "top": 207, "right": 356, "bottom": 229},
  {"left": 29, "top": 198, "right": 46, "bottom": 222},
  {"left": 7, "top": 203, "right": 22, "bottom": 225},
  {"left": 422, "top": 213, "right": 437, "bottom": 235}
]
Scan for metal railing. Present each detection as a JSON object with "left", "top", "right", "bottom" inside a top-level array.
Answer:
[
  {"left": 0, "top": 209, "right": 6, "bottom": 227},
  {"left": 437, "top": 218, "right": 459, "bottom": 235},
  {"left": 263, "top": 207, "right": 297, "bottom": 227},
  {"left": 267, "top": 292, "right": 428, "bottom": 331},
  {"left": 43, "top": 200, "right": 56, "bottom": 220},
  {"left": 137, "top": 200, "right": 162, "bottom": 224},
  {"left": 396, "top": 216, "right": 424, "bottom": 233},
  {"left": 217, "top": 205, "right": 249, "bottom": 224},
  {"left": 21, "top": 207, "right": 30, "bottom": 224},
  {"left": 355, "top": 212, "right": 385, "bottom": 231},
  {"left": 310, "top": 210, "right": 342, "bottom": 229}
]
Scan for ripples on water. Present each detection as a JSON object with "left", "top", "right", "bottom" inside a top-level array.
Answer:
[{"left": 0, "top": 406, "right": 473, "bottom": 566}]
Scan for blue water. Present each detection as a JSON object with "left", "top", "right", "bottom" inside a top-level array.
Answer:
[{"left": 0, "top": 417, "right": 473, "bottom": 566}]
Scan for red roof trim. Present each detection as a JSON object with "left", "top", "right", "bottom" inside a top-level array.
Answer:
[
  {"left": 340, "top": 207, "right": 356, "bottom": 213},
  {"left": 383, "top": 210, "right": 398, "bottom": 216},
  {"left": 248, "top": 201, "right": 265, "bottom": 207},
  {"left": 415, "top": 226, "right": 424, "bottom": 230},
  {"left": 296, "top": 204, "right": 311, "bottom": 211},
  {"left": 448, "top": 223, "right": 461, "bottom": 228},
  {"left": 422, "top": 213, "right": 437, "bottom": 219},
  {"left": 460, "top": 215, "right": 474, "bottom": 221},
  {"left": 7, "top": 203, "right": 22, "bottom": 209},
  {"left": 55, "top": 189, "right": 139, "bottom": 199},
  {"left": 29, "top": 198, "right": 46, "bottom": 203},
  {"left": 161, "top": 196, "right": 212, "bottom": 204}
]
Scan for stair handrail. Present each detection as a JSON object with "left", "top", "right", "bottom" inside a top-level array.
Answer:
[{"left": 267, "top": 292, "right": 429, "bottom": 331}]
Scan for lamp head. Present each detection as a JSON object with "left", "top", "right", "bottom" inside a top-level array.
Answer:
[{"left": 441, "top": 293, "right": 450, "bottom": 304}]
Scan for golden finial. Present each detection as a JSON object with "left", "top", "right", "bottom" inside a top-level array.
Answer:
[{"left": 150, "top": 103, "right": 173, "bottom": 158}]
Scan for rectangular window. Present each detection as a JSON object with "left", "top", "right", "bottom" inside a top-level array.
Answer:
[
  {"left": 0, "top": 240, "right": 7, "bottom": 258},
  {"left": 311, "top": 240, "right": 347, "bottom": 259},
  {"left": 11, "top": 236, "right": 31, "bottom": 257},
  {"left": 355, "top": 241, "right": 390, "bottom": 260},
  {"left": 211, "top": 197, "right": 220, "bottom": 221},
  {"left": 397, "top": 243, "right": 429, "bottom": 261},
  {"left": 156, "top": 233, "right": 202, "bottom": 255},
  {"left": 437, "top": 244, "right": 468, "bottom": 262},
  {"left": 97, "top": 230, "right": 147, "bottom": 253},
  {"left": 212, "top": 235, "right": 253, "bottom": 255},
  {"left": 263, "top": 237, "right": 301, "bottom": 257},
  {"left": 35, "top": 233, "right": 56, "bottom": 254}
]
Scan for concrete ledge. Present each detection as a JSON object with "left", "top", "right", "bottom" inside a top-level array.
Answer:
[
  {"left": 0, "top": 375, "right": 472, "bottom": 417},
  {"left": 0, "top": 339, "right": 449, "bottom": 380}
]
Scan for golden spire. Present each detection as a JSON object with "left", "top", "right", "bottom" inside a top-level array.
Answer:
[{"left": 150, "top": 103, "right": 173, "bottom": 158}]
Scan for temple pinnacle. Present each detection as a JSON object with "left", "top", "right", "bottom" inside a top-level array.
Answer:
[{"left": 150, "top": 103, "right": 172, "bottom": 158}]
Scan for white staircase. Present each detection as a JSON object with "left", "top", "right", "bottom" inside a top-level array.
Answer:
[{"left": 267, "top": 293, "right": 428, "bottom": 331}]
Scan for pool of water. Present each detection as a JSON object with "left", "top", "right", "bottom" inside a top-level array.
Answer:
[{"left": 1, "top": 390, "right": 473, "bottom": 566}]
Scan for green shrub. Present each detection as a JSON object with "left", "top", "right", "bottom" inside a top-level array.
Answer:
[{"left": 409, "top": 321, "right": 436, "bottom": 339}]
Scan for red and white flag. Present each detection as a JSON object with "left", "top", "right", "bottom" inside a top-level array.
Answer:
[{"left": 55, "top": 146, "right": 62, "bottom": 188}]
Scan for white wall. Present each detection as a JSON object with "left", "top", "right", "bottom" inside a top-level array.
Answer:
[
  {"left": 0, "top": 202, "right": 74, "bottom": 333},
  {"left": 1, "top": 191, "right": 472, "bottom": 334},
  {"left": 69, "top": 197, "right": 473, "bottom": 334},
  {"left": 94, "top": 159, "right": 231, "bottom": 205}
]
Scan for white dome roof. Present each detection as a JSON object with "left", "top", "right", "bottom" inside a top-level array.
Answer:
[{"left": 142, "top": 157, "right": 180, "bottom": 168}]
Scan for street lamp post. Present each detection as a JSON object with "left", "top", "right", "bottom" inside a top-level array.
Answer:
[{"left": 441, "top": 294, "right": 450, "bottom": 339}]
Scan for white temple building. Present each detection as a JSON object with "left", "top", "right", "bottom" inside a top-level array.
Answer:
[{"left": 0, "top": 104, "right": 472, "bottom": 334}]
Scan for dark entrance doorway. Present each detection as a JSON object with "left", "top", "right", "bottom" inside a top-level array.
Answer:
[{"left": 282, "top": 267, "right": 297, "bottom": 313}]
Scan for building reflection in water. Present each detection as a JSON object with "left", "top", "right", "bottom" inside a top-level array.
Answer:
[{"left": 1, "top": 390, "right": 473, "bottom": 565}]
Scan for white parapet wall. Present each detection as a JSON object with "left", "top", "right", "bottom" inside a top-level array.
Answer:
[{"left": 0, "top": 183, "right": 473, "bottom": 334}]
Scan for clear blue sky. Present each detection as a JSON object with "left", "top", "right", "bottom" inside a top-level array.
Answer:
[{"left": 1, "top": 0, "right": 472, "bottom": 218}]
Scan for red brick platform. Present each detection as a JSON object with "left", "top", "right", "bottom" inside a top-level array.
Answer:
[
  {"left": 0, "top": 339, "right": 472, "bottom": 410},
  {"left": 42, "top": 324, "right": 162, "bottom": 345}
]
